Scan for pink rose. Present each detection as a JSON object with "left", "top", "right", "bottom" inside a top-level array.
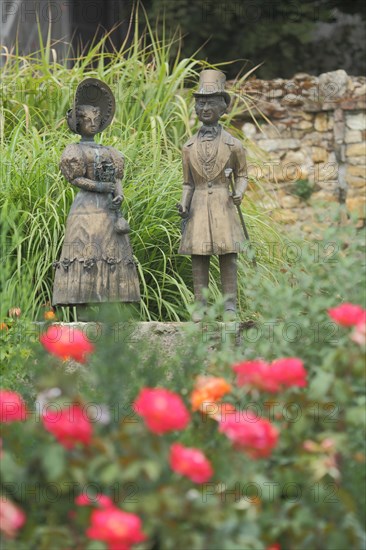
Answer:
[
  {"left": 0, "top": 390, "right": 28, "bottom": 423},
  {"left": 86, "top": 507, "right": 146, "bottom": 550},
  {"left": 232, "top": 357, "right": 307, "bottom": 392},
  {"left": 75, "top": 493, "right": 114, "bottom": 508},
  {"left": 328, "top": 303, "right": 366, "bottom": 327},
  {"left": 219, "top": 413, "right": 279, "bottom": 458},
  {"left": 0, "top": 496, "right": 26, "bottom": 538},
  {"left": 170, "top": 443, "right": 213, "bottom": 483},
  {"left": 42, "top": 404, "right": 92, "bottom": 449},
  {"left": 133, "top": 388, "right": 190, "bottom": 434},
  {"left": 40, "top": 325, "right": 94, "bottom": 363},
  {"left": 271, "top": 358, "right": 307, "bottom": 388},
  {"left": 233, "top": 360, "right": 280, "bottom": 393}
]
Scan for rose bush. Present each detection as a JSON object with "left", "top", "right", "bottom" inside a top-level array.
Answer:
[{"left": 0, "top": 221, "right": 365, "bottom": 549}]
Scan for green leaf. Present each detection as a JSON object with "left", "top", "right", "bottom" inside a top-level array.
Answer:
[
  {"left": 346, "top": 407, "right": 366, "bottom": 427},
  {"left": 41, "top": 444, "right": 66, "bottom": 481},
  {"left": 0, "top": 451, "right": 24, "bottom": 484},
  {"left": 99, "top": 463, "right": 121, "bottom": 485},
  {"left": 142, "top": 459, "right": 162, "bottom": 481},
  {"left": 309, "top": 371, "right": 334, "bottom": 400},
  {"left": 86, "top": 541, "right": 107, "bottom": 550}
]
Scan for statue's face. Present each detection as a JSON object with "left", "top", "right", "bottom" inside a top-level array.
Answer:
[
  {"left": 77, "top": 105, "right": 102, "bottom": 137},
  {"left": 195, "top": 96, "right": 226, "bottom": 126}
]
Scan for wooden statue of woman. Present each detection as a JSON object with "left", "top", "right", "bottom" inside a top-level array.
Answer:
[{"left": 52, "top": 78, "right": 140, "bottom": 308}]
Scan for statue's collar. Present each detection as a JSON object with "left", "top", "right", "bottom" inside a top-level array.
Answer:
[{"left": 198, "top": 124, "right": 220, "bottom": 141}]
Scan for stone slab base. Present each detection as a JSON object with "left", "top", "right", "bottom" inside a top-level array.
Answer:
[{"left": 35, "top": 321, "right": 254, "bottom": 354}]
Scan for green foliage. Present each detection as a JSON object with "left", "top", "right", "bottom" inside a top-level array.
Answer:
[
  {"left": 147, "top": 0, "right": 317, "bottom": 78},
  {"left": 1, "top": 218, "right": 365, "bottom": 548},
  {"left": 145, "top": 0, "right": 366, "bottom": 78},
  {"left": 291, "top": 179, "right": 314, "bottom": 201},
  {"left": 0, "top": 18, "right": 285, "bottom": 322}
]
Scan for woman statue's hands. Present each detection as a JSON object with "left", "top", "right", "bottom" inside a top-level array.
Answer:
[
  {"left": 112, "top": 194, "right": 123, "bottom": 206},
  {"left": 102, "top": 181, "right": 116, "bottom": 193}
]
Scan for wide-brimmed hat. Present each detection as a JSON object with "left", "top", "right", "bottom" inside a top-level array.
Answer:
[
  {"left": 193, "top": 69, "right": 231, "bottom": 107},
  {"left": 67, "top": 78, "right": 116, "bottom": 134}
]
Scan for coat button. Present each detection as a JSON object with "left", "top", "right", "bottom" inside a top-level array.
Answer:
[{"left": 207, "top": 182, "right": 212, "bottom": 187}]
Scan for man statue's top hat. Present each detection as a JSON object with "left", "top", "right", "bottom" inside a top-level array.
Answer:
[{"left": 193, "top": 69, "right": 231, "bottom": 106}]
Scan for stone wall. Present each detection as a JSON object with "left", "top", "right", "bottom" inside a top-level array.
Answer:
[{"left": 232, "top": 70, "right": 366, "bottom": 232}]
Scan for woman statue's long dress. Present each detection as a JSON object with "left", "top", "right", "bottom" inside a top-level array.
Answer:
[{"left": 52, "top": 78, "right": 140, "bottom": 307}]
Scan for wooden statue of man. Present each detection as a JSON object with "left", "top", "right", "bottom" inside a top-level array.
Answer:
[{"left": 177, "top": 69, "right": 248, "bottom": 320}]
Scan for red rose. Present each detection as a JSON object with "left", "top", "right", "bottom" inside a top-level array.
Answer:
[
  {"left": 0, "top": 496, "right": 26, "bottom": 538},
  {"left": 170, "top": 443, "right": 213, "bottom": 483},
  {"left": 42, "top": 404, "right": 92, "bottom": 449},
  {"left": 40, "top": 325, "right": 94, "bottom": 363},
  {"left": 271, "top": 357, "right": 307, "bottom": 388},
  {"left": 219, "top": 412, "right": 279, "bottom": 458},
  {"left": 133, "top": 388, "right": 190, "bottom": 434},
  {"left": 233, "top": 360, "right": 280, "bottom": 393},
  {"left": 0, "top": 390, "right": 28, "bottom": 423},
  {"left": 86, "top": 507, "right": 146, "bottom": 550},
  {"left": 328, "top": 303, "right": 366, "bottom": 327}
]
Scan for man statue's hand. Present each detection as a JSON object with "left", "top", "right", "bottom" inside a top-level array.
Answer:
[
  {"left": 176, "top": 203, "right": 189, "bottom": 219},
  {"left": 232, "top": 193, "right": 243, "bottom": 206}
]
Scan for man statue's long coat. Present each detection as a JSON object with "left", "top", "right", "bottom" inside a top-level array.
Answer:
[{"left": 178, "top": 126, "right": 248, "bottom": 256}]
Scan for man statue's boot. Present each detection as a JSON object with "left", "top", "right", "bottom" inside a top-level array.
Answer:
[
  {"left": 191, "top": 255, "right": 210, "bottom": 322},
  {"left": 219, "top": 253, "right": 237, "bottom": 320}
]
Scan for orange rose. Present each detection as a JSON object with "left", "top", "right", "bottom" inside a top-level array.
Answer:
[
  {"left": 191, "top": 376, "right": 231, "bottom": 412},
  {"left": 44, "top": 310, "right": 56, "bottom": 321}
]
